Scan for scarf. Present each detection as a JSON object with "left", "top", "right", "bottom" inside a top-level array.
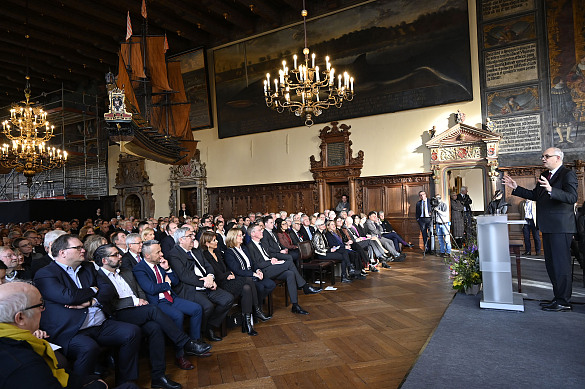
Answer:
[{"left": 0, "top": 323, "right": 69, "bottom": 387}]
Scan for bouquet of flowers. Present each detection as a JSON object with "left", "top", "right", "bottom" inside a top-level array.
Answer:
[{"left": 444, "top": 241, "right": 481, "bottom": 291}]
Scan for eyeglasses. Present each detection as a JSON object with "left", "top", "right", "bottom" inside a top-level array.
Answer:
[
  {"left": 64, "top": 246, "right": 84, "bottom": 251},
  {"left": 541, "top": 154, "right": 559, "bottom": 160},
  {"left": 23, "top": 299, "right": 45, "bottom": 311},
  {"left": 129, "top": 242, "right": 143, "bottom": 245},
  {"left": 108, "top": 253, "right": 121, "bottom": 257}
]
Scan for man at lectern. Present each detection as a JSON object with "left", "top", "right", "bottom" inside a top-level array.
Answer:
[{"left": 503, "top": 147, "right": 578, "bottom": 312}]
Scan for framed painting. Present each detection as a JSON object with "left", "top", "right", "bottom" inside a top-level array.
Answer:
[
  {"left": 213, "top": 0, "right": 473, "bottom": 138},
  {"left": 169, "top": 47, "right": 213, "bottom": 130}
]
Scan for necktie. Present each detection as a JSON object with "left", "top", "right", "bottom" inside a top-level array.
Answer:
[
  {"left": 135, "top": 253, "right": 141, "bottom": 263},
  {"left": 297, "top": 231, "right": 303, "bottom": 242},
  {"left": 258, "top": 242, "right": 270, "bottom": 260},
  {"left": 154, "top": 265, "right": 173, "bottom": 303},
  {"left": 306, "top": 226, "right": 313, "bottom": 240},
  {"left": 422, "top": 200, "right": 427, "bottom": 217},
  {"left": 547, "top": 171, "right": 552, "bottom": 180},
  {"left": 189, "top": 251, "right": 207, "bottom": 276}
]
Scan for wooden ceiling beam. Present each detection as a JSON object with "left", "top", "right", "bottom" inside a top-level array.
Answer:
[
  {"left": 237, "top": 0, "right": 282, "bottom": 26},
  {"left": 198, "top": 0, "right": 256, "bottom": 32}
]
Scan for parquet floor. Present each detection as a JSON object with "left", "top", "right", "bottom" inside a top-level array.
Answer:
[{"left": 136, "top": 251, "right": 455, "bottom": 388}]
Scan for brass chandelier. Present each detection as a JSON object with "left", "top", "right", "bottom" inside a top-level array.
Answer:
[
  {"left": 1, "top": 0, "right": 67, "bottom": 182},
  {"left": 1, "top": 81, "right": 67, "bottom": 179},
  {"left": 263, "top": 0, "right": 355, "bottom": 126}
]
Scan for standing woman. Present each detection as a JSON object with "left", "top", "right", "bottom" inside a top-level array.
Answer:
[
  {"left": 214, "top": 220, "right": 227, "bottom": 253},
  {"left": 312, "top": 219, "right": 353, "bottom": 283},
  {"left": 222, "top": 229, "right": 274, "bottom": 326}
]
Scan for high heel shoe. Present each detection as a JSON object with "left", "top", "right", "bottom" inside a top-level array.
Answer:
[{"left": 241, "top": 313, "right": 258, "bottom": 336}]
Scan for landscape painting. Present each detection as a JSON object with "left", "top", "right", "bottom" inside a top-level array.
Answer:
[{"left": 213, "top": 0, "right": 472, "bottom": 138}]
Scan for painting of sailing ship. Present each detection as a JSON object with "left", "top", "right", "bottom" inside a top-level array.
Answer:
[{"left": 213, "top": 0, "right": 472, "bottom": 138}]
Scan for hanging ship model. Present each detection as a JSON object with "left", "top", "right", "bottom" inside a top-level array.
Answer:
[{"left": 104, "top": 30, "right": 197, "bottom": 164}]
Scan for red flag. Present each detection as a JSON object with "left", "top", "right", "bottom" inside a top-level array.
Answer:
[
  {"left": 126, "top": 11, "right": 132, "bottom": 41},
  {"left": 163, "top": 33, "right": 169, "bottom": 53},
  {"left": 141, "top": 0, "right": 147, "bottom": 19}
]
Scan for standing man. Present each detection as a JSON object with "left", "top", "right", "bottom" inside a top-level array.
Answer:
[
  {"left": 519, "top": 199, "right": 540, "bottom": 256},
  {"left": 335, "top": 195, "right": 350, "bottom": 212},
  {"left": 457, "top": 186, "right": 473, "bottom": 235},
  {"left": 503, "top": 147, "right": 578, "bottom": 312},
  {"left": 416, "top": 191, "right": 432, "bottom": 253}
]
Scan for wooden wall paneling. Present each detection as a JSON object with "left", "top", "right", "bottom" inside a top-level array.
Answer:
[
  {"left": 234, "top": 195, "right": 249, "bottom": 217},
  {"left": 384, "top": 186, "right": 403, "bottom": 217},
  {"left": 363, "top": 186, "right": 383, "bottom": 214}
]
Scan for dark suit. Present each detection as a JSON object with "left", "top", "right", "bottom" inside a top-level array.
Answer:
[
  {"left": 261, "top": 229, "right": 293, "bottom": 261},
  {"left": 289, "top": 229, "right": 304, "bottom": 246},
  {"left": 160, "top": 234, "right": 175, "bottom": 258},
  {"left": 98, "top": 268, "right": 191, "bottom": 378},
  {"left": 133, "top": 259, "right": 204, "bottom": 340},
  {"left": 34, "top": 261, "right": 140, "bottom": 382},
  {"left": 30, "top": 254, "right": 52, "bottom": 279},
  {"left": 299, "top": 225, "right": 315, "bottom": 241},
  {"left": 224, "top": 246, "right": 276, "bottom": 304},
  {"left": 512, "top": 165, "right": 578, "bottom": 305},
  {"left": 120, "top": 251, "right": 141, "bottom": 271},
  {"left": 167, "top": 245, "right": 233, "bottom": 330},
  {"left": 416, "top": 199, "right": 432, "bottom": 251},
  {"left": 247, "top": 241, "right": 306, "bottom": 304}
]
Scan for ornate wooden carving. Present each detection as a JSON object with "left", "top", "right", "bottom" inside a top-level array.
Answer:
[
  {"left": 114, "top": 154, "right": 155, "bottom": 219},
  {"left": 309, "top": 121, "right": 364, "bottom": 211},
  {"left": 425, "top": 121, "right": 502, "bottom": 206},
  {"left": 169, "top": 150, "right": 208, "bottom": 217}
]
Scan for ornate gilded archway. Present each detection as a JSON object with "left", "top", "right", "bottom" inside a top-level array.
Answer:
[{"left": 425, "top": 122, "right": 501, "bottom": 209}]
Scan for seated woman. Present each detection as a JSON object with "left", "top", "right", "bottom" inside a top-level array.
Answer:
[
  {"left": 200, "top": 230, "right": 270, "bottom": 336},
  {"left": 275, "top": 219, "right": 300, "bottom": 268},
  {"left": 140, "top": 227, "right": 155, "bottom": 242},
  {"left": 223, "top": 228, "right": 275, "bottom": 322},
  {"left": 335, "top": 217, "right": 368, "bottom": 275},
  {"left": 83, "top": 235, "right": 107, "bottom": 270},
  {"left": 325, "top": 220, "right": 365, "bottom": 279},
  {"left": 311, "top": 219, "right": 352, "bottom": 283}
]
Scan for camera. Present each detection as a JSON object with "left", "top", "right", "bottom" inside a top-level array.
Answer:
[{"left": 430, "top": 196, "right": 440, "bottom": 208}]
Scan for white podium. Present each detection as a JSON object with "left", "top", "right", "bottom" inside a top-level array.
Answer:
[{"left": 475, "top": 215, "right": 525, "bottom": 311}]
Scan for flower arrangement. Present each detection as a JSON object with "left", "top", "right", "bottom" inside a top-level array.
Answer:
[{"left": 444, "top": 241, "right": 481, "bottom": 291}]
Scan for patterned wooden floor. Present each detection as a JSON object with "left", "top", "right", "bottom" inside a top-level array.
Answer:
[{"left": 136, "top": 251, "right": 455, "bottom": 388}]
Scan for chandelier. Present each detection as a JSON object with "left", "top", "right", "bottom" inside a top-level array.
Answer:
[
  {"left": 263, "top": 0, "right": 354, "bottom": 126},
  {"left": 1, "top": 80, "right": 67, "bottom": 180}
]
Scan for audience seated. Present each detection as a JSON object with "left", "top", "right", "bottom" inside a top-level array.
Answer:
[
  {"left": 34, "top": 234, "right": 142, "bottom": 385},
  {"left": 223, "top": 228, "right": 276, "bottom": 313},
  {"left": 132, "top": 240, "right": 210, "bottom": 357},
  {"left": 247, "top": 224, "right": 321, "bottom": 315},
  {"left": 167, "top": 227, "right": 233, "bottom": 342},
  {"left": 121, "top": 234, "right": 143, "bottom": 271},
  {"left": 363, "top": 211, "right": 406, "bottom": 262}
]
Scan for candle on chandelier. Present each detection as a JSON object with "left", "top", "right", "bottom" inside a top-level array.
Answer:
[
  {"left": 326, "top": 56, "right": 330, "bottom": 70},
  {"left": 338, "top": 74, "right": 342, "bottom": 89},
  {"left": 315, "top": 66, "right": 320, "bottom": 82},
  {"left": 311, "top": 53, "right": 315, "bottom": 68},
  {"left": 350, "top": 77, "right": 354, "bottom": 91},
  {"left": 266, "top": 73, "right": 271, "bottom": 90},
  {"left": 293, "top": 54, "right": 298, "bottom": 69}
]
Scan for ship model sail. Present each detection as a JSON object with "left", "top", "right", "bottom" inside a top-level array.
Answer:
[{"left": 105, "top": 35, "right": 197, "bottom": 164}]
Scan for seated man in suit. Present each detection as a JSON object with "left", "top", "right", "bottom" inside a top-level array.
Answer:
[
  {"left": 161, "top": 222, "right": 178, "bottom": 258},
  {"left": 247, "top": 224, "right": 321, "bottom": 315},
  {"left": 132, "top": 240, "right": 210, "bottom": 354},
  {"left": 378, "top": 211, "right": 412, "bottom": 251},
  {"left": 121, "top": 233, "right": 144, "bottom": 271},
  {"left": 167, "top": 227, "right": 233, "bottom": 342},
  {"left": 0, "top": 281, "right": 108, "bottom": 389},
  {"left": 363, "top": 211, "right": 406, "bottom": 262},
  {"left": 298, "top": 214, "right": 315, "bottom": 241},
  {"left": 34, "top": 234, "right": 141, "bottom": 385},
  {"left": 95, "top": 244, "right": 211, "bottom": 388},
  {"left": 30, "top": 230, "right": 67, "bottom": 279},
  {"left": 260, "top": 216, "right": 299, "bottom": 265}
]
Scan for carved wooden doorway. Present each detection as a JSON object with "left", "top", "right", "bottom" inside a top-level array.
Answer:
[
  {"left": 329, "top": 183, "right": 350, "bottom": 211},
  {"left": 124, "top": 194, "right": 141, "bottom": 219}
]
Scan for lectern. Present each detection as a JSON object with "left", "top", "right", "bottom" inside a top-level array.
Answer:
[{"left": 476, "top": 215, "right": 525, "bottom": 311}]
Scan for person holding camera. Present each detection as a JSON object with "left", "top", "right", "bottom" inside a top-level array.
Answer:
[{"left": 434, "top": 195, "right": 452, "bottom": 257}]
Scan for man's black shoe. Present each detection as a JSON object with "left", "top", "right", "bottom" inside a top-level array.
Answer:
[
  {"left": 303, "top": 284, "right": 323, "bottom": 294},
  {"left": 393, "top": 253, "right": 406, "bottom": 262},
  {"left": 152, "top": 375, "right": 182, "bottom": 389},
  {"left": 542, "top": 303, "right": 572, "bottom": 312},
  {"left": 369, "top": 265, "right": 379, "bottom": 272},
  {"left": 539, "top": 299, "right": 555, "bottom": 307},
  {"left": 523, "top": 251, "right": 531, "bottom": 255},
  {"left": 291, "top": 303, "right": 309, "bottom": 315},
  {"left": 381, "top": 262, "right": 391, "bottom": 269},
  {"left": 184, "top": 339, "right": 211, "bottom": 356},
  {"left": 205, "top": 328, "right": 222, "bottom": 342},
  {"left": 341, "top": 276, "right": 353, "bottom": 283}
]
